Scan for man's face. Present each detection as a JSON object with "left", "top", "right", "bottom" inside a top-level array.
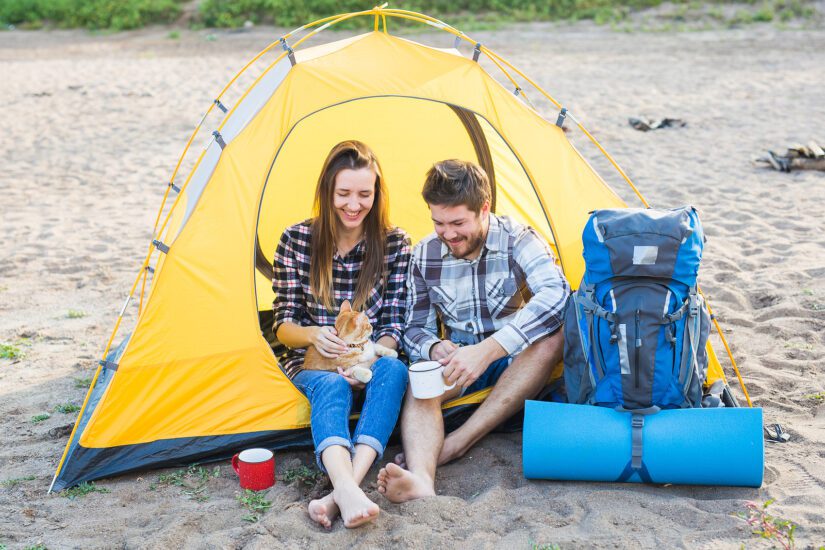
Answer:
[{"left": 429, "top": 202, "right": 489, "bottom": 260}]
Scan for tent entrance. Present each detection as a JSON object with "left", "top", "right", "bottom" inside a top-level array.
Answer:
[{"left": 254, "top": 95, "right": 556, "bottom": 312}]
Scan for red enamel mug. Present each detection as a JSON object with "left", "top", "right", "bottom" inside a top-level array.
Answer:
[{"left": 232, "top": 448, "right": 275, "bottom": 491}]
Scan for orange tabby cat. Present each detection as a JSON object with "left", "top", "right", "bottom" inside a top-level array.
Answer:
[{"left": 302, "top": 300, "right": 398, "bottom": 383}]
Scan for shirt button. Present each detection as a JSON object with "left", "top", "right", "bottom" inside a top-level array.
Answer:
[{"left": 466, "top": 322, "right": 473, "bottom": 331}]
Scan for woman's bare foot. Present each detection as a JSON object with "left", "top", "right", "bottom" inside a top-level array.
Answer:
[
  {"left": 376, "top": 463, "right": 436, "bottom": 503},
  {"left": 332, "top": 482, "right": 379, "bottom": 528},
  {"left": 308, "top": 493, "right": 339, "bottom": 529}
]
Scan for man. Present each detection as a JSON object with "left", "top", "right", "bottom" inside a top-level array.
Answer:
[{"left": 377, "top": 159, "right": 570, "bottom": 502}]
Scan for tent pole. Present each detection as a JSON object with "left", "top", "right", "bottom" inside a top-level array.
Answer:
[{"left": 700, "top": 288, "right": 754, "bottom": 407}]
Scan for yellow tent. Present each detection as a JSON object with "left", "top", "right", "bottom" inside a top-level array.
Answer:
[{"left": 51, "top": 8, "right": 749, "bottom": 491}]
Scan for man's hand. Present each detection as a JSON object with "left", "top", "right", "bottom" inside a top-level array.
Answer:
[
  {"left": 429, "top": 340, "right": 458, "bottom": 361},
  {"left": 442, "top": 339, "right": 506, "bottom": 389}
]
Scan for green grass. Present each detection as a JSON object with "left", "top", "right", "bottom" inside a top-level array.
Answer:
[
  {"left": 0, "top": 0, "right": 183, "bottom": 30},
  {"left": 1, "top": 475, "right": 37, "bottom": 489},
  {"left": 66, "top": 309, "right": 86, "bottom": 319},
  {"left": 236, "top": 489, "right": 272, "bottom": 523},
  {"left": 152, "top": 464, "right": 220, "bottom": 501},
  {"left": 283, "top": 464, "right": 323, "bottom": 487},
  {"left": 31, "top": 413, "right": 51, "bottom": 423},
  {"left": 0, "top": 343, "right": 23, "bottom": 360},
  {"left": 63, "top": 481, "right": 110, "bottom": 499},
  {"left": 805, "top": 391, "right": 825, "bottom": 400},
  {"left": 531, "top": 544, "right": 562, "bottom": 550},
  {"left": 736, "top": 499, "right": 797, "bottom": 550},
  {"left": 53, "top": 403, "right": 81, "bottom": 414},
  {"left": 3, "top": 0, "right": 817, "bottom": 31},
  {"left": 24, "top": 546, "right": 47, "bottom": 550},
  {"left": 73, "top": 376, "right": 93, "bottom": 389}
]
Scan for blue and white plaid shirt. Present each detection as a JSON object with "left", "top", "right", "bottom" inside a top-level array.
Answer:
[
  {"left": 403, "top": 214, "right": 570, "bottom": 362},
  {"left": 272, "top": 220, "right": 411, "bottom": 378}
]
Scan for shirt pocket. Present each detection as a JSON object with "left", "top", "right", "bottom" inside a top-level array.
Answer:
[
  {"left": 428, "top": 285, "right": 459, "bottom": 323},
  {"left": 486, "top": 276, "right": 522, "bottom": 319}
]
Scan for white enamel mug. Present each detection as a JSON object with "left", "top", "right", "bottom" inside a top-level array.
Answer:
[{"left": 409, "top": 360, "right": 457, "bottom": 399}]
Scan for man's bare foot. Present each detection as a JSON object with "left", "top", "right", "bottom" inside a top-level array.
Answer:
[
  {"left": 393, "top": 435, "right": 469, "bottom": 470},
  {"left": 332, "top": 482, "right": 379, "bottom": 528},
  {"left": 393, "top": 452, "right": 406, "bottom": 469},
  {"left": 438, "top": 434, "right": 470, "bottom": 465},
  {"left": 376, "top": 463, "right": 436, "bottom": 503},
  {"left": 308, "top": 493, "right": 339, "bottom": 529}
]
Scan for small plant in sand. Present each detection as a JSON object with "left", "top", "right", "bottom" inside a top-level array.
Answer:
[
  {"left": 804, "top": 391, "right": 825, "bottom": 400},
  {"left": 783, "top": 341, "right": 814, "bottom": 351},
  {"left": 1, "top": 475, "right": 36, "bottom": 489},
  {"left": 530, "top": 543, "right": 561, "bottom": 550},
  {"left": 63, "top": 481, "right": 110, "bottom": 499},
  {"left": 282, "top": 464, "right": 324, "bottom": 488},
  {"left": 0, "top": 342, "right": 23, "bottom": 360},
  {"left": 53, "top": 403, "right": 81, "bottom": 414},
  {"left": 736, "top": 499, "right": 797, "bottom": 550},
  {"left": 236, "top": 489, "right": 272, "bottom": 523},
  {"left": 73, "top": 376, "right": 93, "bottom": 389},
  {"left": 66, "top": 309, "right": 87, "bottom": 319},
  {"left": 167, "top": 30, "right": 180, "bottom": 39},
  {"left": 152, "top": 464, "right": 220, "bottom": 501},
  {"left": 24, "top": 545, "right": 47, "bottom": 550},
  {"left": 31, "top": 413, "right": 51, "bottom": 423}
]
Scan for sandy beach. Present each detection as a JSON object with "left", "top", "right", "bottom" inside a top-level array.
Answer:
[{"left": 1, "top": 16, "right": 825, "bottom": 549}]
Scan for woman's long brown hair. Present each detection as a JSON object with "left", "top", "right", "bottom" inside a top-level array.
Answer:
[{"left": 310, "top": 141, "right": 390, "bottom": 312}]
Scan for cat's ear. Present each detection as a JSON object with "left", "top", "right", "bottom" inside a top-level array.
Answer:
[{"left": 340, "top": 300, "right": 352, "bottom": 313}]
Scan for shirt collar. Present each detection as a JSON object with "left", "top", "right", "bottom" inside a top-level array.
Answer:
[{"left": 334, "top": 237, "right": 366, "bottom": 260}]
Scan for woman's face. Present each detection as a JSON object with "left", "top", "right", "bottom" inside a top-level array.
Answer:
[{"left": 333, "top": 166, "right": 376, "bottom": 233}]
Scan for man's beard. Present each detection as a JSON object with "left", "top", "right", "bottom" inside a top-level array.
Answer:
[{"left": 444, "top": 230, "right": 485, "bottom": 259}]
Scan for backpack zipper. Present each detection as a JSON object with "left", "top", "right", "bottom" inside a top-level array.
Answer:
[{"left": 634, "top": 308, "right": 641, "bottom": 389}]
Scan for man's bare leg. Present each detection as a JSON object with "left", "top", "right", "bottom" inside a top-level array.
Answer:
[
  {"left": 376, "top": 384, "right": 462, "bottom": 503},
  {"left": 392, "top": 331, "right": 563, "bottom": 469},
  {"left": 440, "top": 331, "right": 562, "bottom": 463},
  {"left": 309, "top": 444, "right": 376, "bottom": 528}
]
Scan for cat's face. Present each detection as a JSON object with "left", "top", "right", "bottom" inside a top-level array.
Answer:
[{"left": 334, "top": 300, "right": 373, "bottom": 343}]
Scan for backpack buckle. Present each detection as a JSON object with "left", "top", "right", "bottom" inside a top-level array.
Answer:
[{"left": 688, "top": 291, "right": 700, "bottom": 317}]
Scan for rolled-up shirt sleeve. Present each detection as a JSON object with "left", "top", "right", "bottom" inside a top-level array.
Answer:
[
  {"left": 402, "top": 257, "right": 441, "bottom": 362},
  {"left": 491, "top": 228, "right": 571, "bottom": 355},
  {"left": 272, "top": 229, "right": 305, "bottom": 335},
  {"left": 374, "top": 233, "right": 411, "bottom": 347}
]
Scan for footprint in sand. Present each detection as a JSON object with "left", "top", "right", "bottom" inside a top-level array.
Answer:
[{"left": 749, "top": 292, "right": 782, "bottom": 310}]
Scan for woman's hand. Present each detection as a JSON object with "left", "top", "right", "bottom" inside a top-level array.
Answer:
[
  {"left": 337, "top": 367, "right": 367, "bottom": 390},
  {"left": 310, "top": 326, "right": 348, "bottom": 358}
]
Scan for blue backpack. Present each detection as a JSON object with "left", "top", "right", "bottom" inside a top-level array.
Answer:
[{"left": 564, "top": 207, "right": 711, "bottom": 410}]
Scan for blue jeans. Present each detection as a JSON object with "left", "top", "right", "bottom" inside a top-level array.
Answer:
[
  {"left": 293, "top": 357, "right": 408, "bottom": 472},
  {"left": 460, "top": 356, "right": 514, "bottom": 396}
]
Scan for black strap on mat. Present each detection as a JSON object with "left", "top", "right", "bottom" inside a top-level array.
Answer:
[{"left": 614, "top": 406, "right": 660, "bottom": 482}]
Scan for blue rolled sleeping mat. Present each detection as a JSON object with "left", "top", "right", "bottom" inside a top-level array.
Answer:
[{"left": 522, "top": 401, "right": 763, "bottom": 487}]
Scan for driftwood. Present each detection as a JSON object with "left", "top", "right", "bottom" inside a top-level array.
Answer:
[
  {"left": 628, "top": 117, "right": 686, "bottom": 131},
  {"left": 755, "top": 140, "right": 825, "bottom": 172}
]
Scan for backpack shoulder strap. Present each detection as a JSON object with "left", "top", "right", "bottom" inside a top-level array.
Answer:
[{"left": 677, "top": 288, "right": 703, "bottom": 407}]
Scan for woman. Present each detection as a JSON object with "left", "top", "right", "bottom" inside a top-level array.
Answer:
[{"left": 272, "top": 141, "right": 410, "bottom": 529}]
